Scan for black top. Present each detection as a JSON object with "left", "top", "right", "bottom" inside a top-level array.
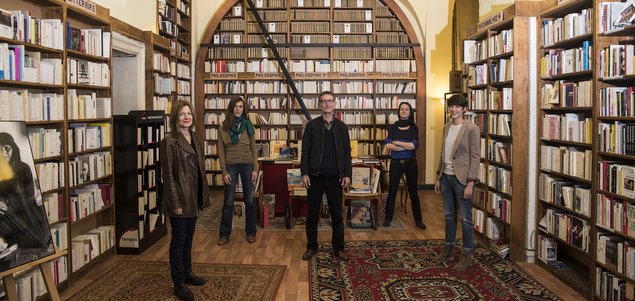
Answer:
[{"left": 319, "top": 128, "right": 339, "bottom": 176}]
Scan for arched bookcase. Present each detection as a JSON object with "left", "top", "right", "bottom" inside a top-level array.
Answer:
[{"left": 195, "top": 0, "right": 426, "bottom": 187}]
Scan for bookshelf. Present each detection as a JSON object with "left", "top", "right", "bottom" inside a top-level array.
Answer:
[
  {"left": 113, "top": 110, "right": 167, "bottom": 254},
  {"left": 462, "top": 2, "right": 540, "bottom": 262},
  {"left": 195, "top": 0, "right": 425, "bottom": 188},
  {"left": 0, "top": 0, "right": 115, "bottom": 297},
  {"left": 535, "top": 0, "right": 594, "bottom": 296},
  {"left": 155, "top": 0, "right": 192, "bottom": 115},
  {"left": 536, "top": 0, "right": 635, "bottom": 299}
]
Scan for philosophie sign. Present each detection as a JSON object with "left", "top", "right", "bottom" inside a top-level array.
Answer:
[{"left": 476, "top": 11, "right": 504, "bottom": 32}]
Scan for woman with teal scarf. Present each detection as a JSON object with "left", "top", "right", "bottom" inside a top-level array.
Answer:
[{"left": 217, "top": 96, "right": 259, "bottom": 245}]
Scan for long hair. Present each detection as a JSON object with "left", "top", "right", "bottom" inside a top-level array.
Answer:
[
  {"left": 221, "top": 96, "right": 248, "bottom": 129},
  {"left": 0, "top": 132, "right": 20, "bottom": 165},
  {"left": 169, "top": 100, "right": 196, "bottom": 133},
  {"left": 397, "top": 101, "right": 415, "bottom": 123}
]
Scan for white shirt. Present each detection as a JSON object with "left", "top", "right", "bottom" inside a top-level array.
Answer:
[{"left": 443, "top": 124, "right": 463, "bottom": 175}]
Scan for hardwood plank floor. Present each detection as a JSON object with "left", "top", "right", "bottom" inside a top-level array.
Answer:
[{"left": 61, "top": 190, "right": 585, "bottom": 301}]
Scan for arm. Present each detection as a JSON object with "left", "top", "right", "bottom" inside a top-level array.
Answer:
[
  {"left": 384, "top": 126, "right": 406, "bottom": 151},
  {"left": 342, "top": 123, "right": 352, "bottom": 179},
  {"left": 435, "top": 125, "right": 446, "bottom": 180},
  {"left": 218, "top": 126, "right": 228, "bottom": 177},
  {"left": 466, "top": 124, "right": 481, "bottom": 184},
  {"left": 250, "top": 133, "right": 259, "bottom": 182},
  {"left": 160, "top": 139, "right": 182, "bottom": 211},
  {"left": 300, "top": 121, "right": 312, "bottom": 177}
]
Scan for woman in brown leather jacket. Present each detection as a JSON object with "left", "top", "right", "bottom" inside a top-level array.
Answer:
[{"left": 160, "top": 100, "right": 210, "bottom": 301}]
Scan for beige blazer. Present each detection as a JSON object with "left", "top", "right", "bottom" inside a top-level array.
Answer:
[{"left": 435, "top": 121, "right": 481, "bottom": 185}]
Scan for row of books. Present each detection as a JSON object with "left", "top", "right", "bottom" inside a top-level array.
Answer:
[
  {"left": 71, "top": 225, "right": 115, "bottom": 272},
  {"left": 598, "top": 45, "right": 635, "bottom": 78},
  {"left": 490, "top": 57, "right": 513, "bottom": 83},
  {"left": 0, "top": 90, "right": 64, "bottom": 122},
  {"left": 68, "top": 123, "right": 111, "bottom": 153},
  {"left": 43, "top": 193, "right": 64, "bottom": 224},
  {"left": 176, "top": 79, "right": 191, "bottom": 95},
  {"left": 486, "top": 165, "right": 512, "bottom": 195},
  {"left": 152, "top": 51, "right": 172, "bottom": 73},
  {"left": 597, "top": 193, "right": 635, "bottom": 237},
  {"left": 541, "top": 80, "right": 592, "bottom": 108},
  {"left": 596, "top": 267, "right": 635, "bottom": 301},
  {"left": 540, "top": 42, "right": 593, "bottom": 77},
  {"left": 539, "top": 208, "right": 590, "bottom": 251},
  {"left": 0, "top": 9, "right": 64, "bottom": 49},
  {"left": 487, "top": 140, "right": 511, "bottom": 165},
  {"left": 50, "top": 223, "right": 67, "bottom": 251},
  {"left": 28, "top": 127, "right": 62, "bottom": 159},
  {"left": 467, "top": 63, "right": 488, "bottom": 86},
  {"left": 541, "top": 8, "right": 593, "bottom": 47},
  {"left": 598, "top": 1, "right": 635, "bottom": 33},
  {"left": 136, "top": 124, "right": 165, "bottom": 146},
  {"left": 487, "top": 113, "right": 511, "bottom": 136},
  {"left": 138, "top": 190, "right": 159, "bottom": 216},
  {"left": 597, "top": 233, "right": 635, "bottom": 279},
  {"left": 487, "top": 29, "right": 513, "bottom": 57},
  {"left": 538, "top": 173, "right": 592, "bottom": 217},
  {"left": 35, "top": 162, "right": 64, "bottom": 192},
  {"left": 69, "top": 184, "right": 111, "bottom": 223},
  {"left": 66, "top": 24, "right": 111, "bottom": 58},
  {"left": 0, "top": 44, "right": 63, "bottom": 83},
  {"left": 542, "top": 113, "right": 592, "bottom": 144},
  {"left": 599, "top": 86, "right": 634, "bottom": 118},
  {"left": 68, "top": 152, "right": 112, "bottom": 188},
  {"left": 598, "top": 122, "right": 635, "bottom": 156},
  {"left": 136, "top": 169, "right": 157, "bottom": 193},
  {"left": 598, "top": 162, "right": 635, "bottom": 199},
  {"left": 67, "top": 58, "right": 110, "bottom": 87},
  {"left": 67, "top": 91, "right": 111, "bottom": 120},
  {"left": 136, "top": 148, "right": 159, "bottom": 170},
  {"left": 540, "top": 145, "right": 593, "bottom": 180}
]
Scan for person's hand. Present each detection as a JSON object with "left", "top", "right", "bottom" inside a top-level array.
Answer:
[
  {"left": 224, "top": 174, "right": 232, "bottom": 185},
  {"left": 341, "top": 177, "right": 351, "bottom": 188},
  {"left": 302, "top": 175, "right": 310, "bottom": 188},
  {"left": 0, "top": 200, "right": 7, "bottom": 215},
  {"left": 434, "top": 180, "right": 440, "bottom": 193},
  {"left": 173, "top": 207, "right": 183, "bottom": 215},
  {"left": 251, "top": 171, "right": 258, "bottom": 183},
  {"left": 463, "top": 183, "right": 474, "bottom": 199}
]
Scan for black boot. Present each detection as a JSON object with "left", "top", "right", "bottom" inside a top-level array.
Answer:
[
  {"left": 174, "top": 283, "right": 194, "bottom": 301},
  {"left": 185, "top": 272, "right": 206, "bottom": 286}
]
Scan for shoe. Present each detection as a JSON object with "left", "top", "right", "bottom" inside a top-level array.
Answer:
[
  {"left": 333, "top": 251, "right": 349, "bottom": 261},
  {"left": 173, "top": 283, "right": 194, "bottom": 301},
  {"left": 433, "top": 245, "right": 455, "bottom": 263},
  {"left": 383, "top": 219, "right": 392, "bottom": 227},
  {"left": 453, "top": 252, "right": 473, "bottom": 271},
  {"left": 415, "top": 221, "right": 427, "bottom": 229},
  {"left": 217, "top": 236, "right": 229, "bottom": 246},
  {"left": 185, "top": 272, "right": 205, "bottom": 286},
  {"left": 247, "top": 235, "right": 256, "bottom": 244},
  {"left": 302, "top": 249, "right": 316, "bottom": 260}
]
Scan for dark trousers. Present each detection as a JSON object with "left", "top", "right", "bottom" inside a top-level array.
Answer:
[
  {"left": 384, "top": 158, "right": 423, "bottom": 222},
  {"left": 169, "top": 216, "right": 197, "bottom": 284},
  {"left": 306, "top": 175, "right": 344, "bottom": 252}
]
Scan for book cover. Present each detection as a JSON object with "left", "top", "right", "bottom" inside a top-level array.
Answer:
[
  {"left": 349, "top": 200, "right": 372, "bottom": 228},
  {"left": 232, "top": 201, "right": 246, "bottom": 229}
]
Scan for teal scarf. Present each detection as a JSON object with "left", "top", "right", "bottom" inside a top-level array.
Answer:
[{"left": 229, "top": 116, "right": 255, "bottom": 144}]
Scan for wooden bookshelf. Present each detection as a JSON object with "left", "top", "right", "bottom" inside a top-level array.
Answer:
[
  {"left": 462, "top": 1, "right": 541, "bottom": 262},
  {"left": 195, "top": 0, "right": 425, "bottom": 188},
  {"left": 0, "top": 0, "right": 115, "bottom": 297},
  {"left": 156, "top": 0, "right": 192, "bottom": 116}
]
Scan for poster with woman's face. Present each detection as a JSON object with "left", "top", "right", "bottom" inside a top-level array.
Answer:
[{"left": 0, "top": 121, "right": 54, "bottom": 273}]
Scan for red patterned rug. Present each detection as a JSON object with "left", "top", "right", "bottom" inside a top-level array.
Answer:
[{"left": 309, "top": 240, "right": 562, "bottom": 301}]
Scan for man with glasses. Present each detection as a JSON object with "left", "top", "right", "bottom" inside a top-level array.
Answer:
[{"left": 300, "top": 91, "right": 352, "bottom": 261}]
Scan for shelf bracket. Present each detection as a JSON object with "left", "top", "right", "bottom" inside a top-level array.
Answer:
[{"left": 244, "top": 0, "right": 312, "bottom": 121}]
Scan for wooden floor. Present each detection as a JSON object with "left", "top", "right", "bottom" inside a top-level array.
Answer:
[{"left": 61, "top": 190, "right": 585, "bottom": 301}]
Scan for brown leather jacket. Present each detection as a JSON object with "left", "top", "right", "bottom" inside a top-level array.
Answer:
[{"left": 160, "top": 131, "right": 210, "bottom": 217}]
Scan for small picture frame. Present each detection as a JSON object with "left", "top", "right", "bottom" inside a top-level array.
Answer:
[{"left": 349, "top": 200, "right": 373, "bottom": 229}]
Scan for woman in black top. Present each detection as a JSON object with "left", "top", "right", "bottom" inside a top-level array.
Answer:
[{"left": 383, "top": 102, "right": 426, "bottom": 229}]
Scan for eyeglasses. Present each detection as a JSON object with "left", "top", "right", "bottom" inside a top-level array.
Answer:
[{"left": 319, "top": 99, "right": 335, "bottom": 104}]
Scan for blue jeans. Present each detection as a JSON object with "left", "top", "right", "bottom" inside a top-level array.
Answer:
[
  {"left": 440, "top": 174, "right": 474, "bottom": 251},
  {"left": 220, "top": 163, "right": 257, "bottom": 238},
  {"left": 169, "top": 216, "right": 197, "bottom": 284}
]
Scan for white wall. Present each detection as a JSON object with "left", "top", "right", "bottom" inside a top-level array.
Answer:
[{"left": 92, "top": 0, "right": 156, "bottom": 31}]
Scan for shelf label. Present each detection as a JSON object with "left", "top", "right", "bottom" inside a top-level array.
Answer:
[
  {"left": 303, "top": 35, "right": 311, "bottom": 44},
  {"left": 380, "top": 72, "right": 409, "bottom": 78},
  {"left": 293, "top": 72, "right": 328, "bottom": 79},
  {"left": 333, "top": 35, "right": 340, "bottom": 43},
  {"left": 298, "top": 0, "right": 304, "bottom": 7},
  {"left": 255, "top": 72, "right": 279, "bottom": 78},
  {"left": 268, "top": 22, "right": 276, "bottom": 32},
  {"left": 335, "top": 0, "right": 341, "bottom": 8},
  {"left": 213, "top": 34, "right": 220, "bottom": 44},
  {"left": 476, "top": 11, "right": 504, "bottom": 32},
  {"left": 65, "top": 0, "right": 97, "bottom": 14},
  {"left": 365, "top": 10, "right": 372, "bottom": 21},
  {"left": 344, "top": 23, "right": 351, "bottom": 33},
  {"left": 324, "top": 0, "right": 330, "bottom": 7},
  {"left": 261, "top": 48, "right": 268, "bottom": 58},
  {"left": 232, "top": 34, "right": 241, "bottom": 44},
  {"left": 256, "top": 0, "right": 264, "bottom": 8},
  {"left": 357, "top": 0, "right": 364, "bottom": 7},
  {"left": 366, "top": 23, "right": 372, "bottom": 33},
  {"left": 338, "top": 72, "right": 368, "bottom": 78},
  {"left": 233, "top": 5, "right": 242, "bottom": 16}
]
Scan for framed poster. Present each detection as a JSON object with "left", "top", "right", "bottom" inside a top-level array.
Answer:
[
  {"left": 349, "top": 200, "right": 373, "bottom": 229},
  {"left": 0, "top": 121, "right": 55, "bottom": 272}
]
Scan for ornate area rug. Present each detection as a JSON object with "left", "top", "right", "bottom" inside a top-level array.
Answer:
[
  {"left": 71, "top": 261, "right": 285, "bottom": 301},
  {"left": 196, "top": 198, "right": 406, "bottom": 230},
  {"left": 309, "top": 240, "right": 562, "bottom": 301}
]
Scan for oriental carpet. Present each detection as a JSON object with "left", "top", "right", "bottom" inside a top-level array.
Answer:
[
  {"left": 71, "top": 261, "right": 285, "bottom": 301},
  {"left": 309, "top": 240, "right": 561, "bottom": 301}
]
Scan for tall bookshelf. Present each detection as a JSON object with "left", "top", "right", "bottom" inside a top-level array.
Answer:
[
  {"left": 535, "top": 0, "right": 635, "bottom": 299},
  {"left": 0, "top": 0, "right": 115, "bottom": 296},
  {"left": 156, "top": 0, "right": 192, "bottom": 115},
  {"left": 463, "top": 2, "right": 540, "bottom": 262},
  {"left": 195, "top": 0, "right": 425, "bottom": 188}
]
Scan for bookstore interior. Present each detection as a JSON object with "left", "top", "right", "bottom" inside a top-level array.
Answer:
[{"left": 0, "top": 0, "right": 634, "bottom": 300}]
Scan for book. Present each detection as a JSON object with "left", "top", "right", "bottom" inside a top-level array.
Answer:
[
  {"left": 349, "top": 200, "right": 372, "bottom": 228},
  {"left": 232, "top": 201, "right": 246, "bottom": 229}
]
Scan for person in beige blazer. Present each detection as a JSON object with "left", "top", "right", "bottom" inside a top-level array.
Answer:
[{"left": 433, "top": 94, "right": 480, "bottom": 271}]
